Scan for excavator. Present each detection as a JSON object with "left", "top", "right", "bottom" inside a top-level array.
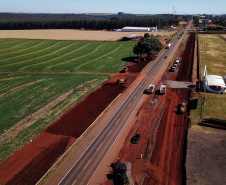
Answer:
[{"left": 110, "top": 158, "right": 129, "bottom": 185}]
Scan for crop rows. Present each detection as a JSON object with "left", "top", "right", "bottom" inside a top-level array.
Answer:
[
  {"left": 0, "top": 38, "right": 135, "bottom": 162},
  {"left": 0, "top": 39, "right": 136, "bottom": 73}
]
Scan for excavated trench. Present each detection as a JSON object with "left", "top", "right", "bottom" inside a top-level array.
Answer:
[{"left": 108, "top": 32, "right": 196, "bottom": 185}]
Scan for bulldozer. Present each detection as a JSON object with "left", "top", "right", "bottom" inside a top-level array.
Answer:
[{"left": 179, "top": 101, "right": 186, "bottom": 114}]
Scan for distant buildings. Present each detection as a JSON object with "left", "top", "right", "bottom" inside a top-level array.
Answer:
[
  {"left": 199, "top": 19, "right": 212, "bottom": 29},
  {"left": 116, "top": 26, "right": 158, "bottom": 32}
]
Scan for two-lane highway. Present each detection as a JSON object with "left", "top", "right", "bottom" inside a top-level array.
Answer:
[{"left": 56, "top": 21, "right": 192, "bottom": 185}]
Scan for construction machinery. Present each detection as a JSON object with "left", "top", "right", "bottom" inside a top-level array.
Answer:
[
  {"left": 179, "top": 100, "right": 186, "bottom": 114},
  {"left": 111, "top": 158, "right": 129, "bottom": 185}
]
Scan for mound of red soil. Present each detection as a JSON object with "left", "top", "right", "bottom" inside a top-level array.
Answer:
[
  {"left": 45, "top": 83, "right": 125, "bottom": 137},
  {"left": 0, "top": 133, "right": 70, "bottom": 185}
]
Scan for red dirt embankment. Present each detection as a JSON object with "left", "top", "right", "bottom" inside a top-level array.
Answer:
[{"left": 0, "top": 61, "right": 147, "bottom": 185}]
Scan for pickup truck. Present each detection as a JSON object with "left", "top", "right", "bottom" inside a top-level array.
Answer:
[{"left": 145, "top": 84, "right": 155, "bottom": 94}]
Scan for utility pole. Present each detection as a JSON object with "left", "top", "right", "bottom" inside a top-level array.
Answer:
[
  {"left": 34, "top": 53, "right": 36, "bottom": 63},
  {"left": 116, "top": 53, "right": 118, "bottom": 65},
  {"left": 27, "top": 96, "right": 33, "bottom": 118},
  {"left": 130, "top": 50, "right": 132, "bottom": 62},
  {"left": 83, "top": 72, "right": 85, "bottom": 91}
]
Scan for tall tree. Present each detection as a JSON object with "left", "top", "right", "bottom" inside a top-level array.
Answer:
[{"left": 133, "top": 37, "right": 163, "bottom": 60}]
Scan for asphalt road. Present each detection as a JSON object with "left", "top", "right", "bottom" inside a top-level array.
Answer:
[{"left": 57, "top": 21, "right": 192, "bottom": 185}]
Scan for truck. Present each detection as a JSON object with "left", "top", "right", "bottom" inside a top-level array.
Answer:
[
  {"left": 169, "top": 66, "right": 176, "bottom": 72},
  {"left": 160, "top": 85, "right": 166, "bottom": 94},
  {"left": 166, "top": 43, "right": 171, "bottom": 49},
  {"left": 145, "top": 84, "right": 155, "bottom": 94},
  {"left": 174, "top": 59, "right": 180, "bottom": 64}
]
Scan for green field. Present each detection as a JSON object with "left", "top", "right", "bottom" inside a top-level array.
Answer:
[
  {"left": 0, "top": 38, "right": 137, "bottom": 162},
  {"left": 0, "top": 39, "right": 136, "bottom": 73},
  {"left": 190, "top": 34, "right": 226, "bottom": 125},
  {"left": 0, "top": 73, "right": 108, "bottom": 161}
]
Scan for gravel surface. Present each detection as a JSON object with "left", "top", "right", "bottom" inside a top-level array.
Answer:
[{"left": 186, "top": 125, "right": 226, "bottom": 185}]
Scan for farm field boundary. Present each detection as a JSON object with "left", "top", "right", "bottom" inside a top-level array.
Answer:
[{"left": 0, "top": 29, "right": 176, "bottom": 41}]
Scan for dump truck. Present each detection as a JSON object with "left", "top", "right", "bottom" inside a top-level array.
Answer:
[
  {"left": 179, "top": 101, "right": 186, "bottom": 114},
  {"left": 160, "top": 85, "right": 166, "bottom": 94},
  {"left": 145, "top": 84, "right": 155, "bottom": 94}
]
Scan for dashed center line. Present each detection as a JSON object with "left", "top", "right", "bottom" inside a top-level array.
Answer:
[
  {"left": 83, "top": 159, "right": 91, "bottom": 170},
  {"left": 96, "top": 143, "right": 103, "bottom": 152},
  {"left": 107, "top": 129, "right": 112, "bottom": 137},
  {"left": 115, "top": 119, "right": 120, "bottom": 125},
  {"left": 122, "top": 109, "right": 126, "bottom": 115}
]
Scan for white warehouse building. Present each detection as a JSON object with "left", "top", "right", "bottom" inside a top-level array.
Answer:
[{"left": 120, "top": 26, "right": 158, "bottom": 32}]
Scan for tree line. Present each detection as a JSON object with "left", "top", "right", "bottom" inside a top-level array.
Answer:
[{"left": 0, "top": 13, "right": 180, "bottom": 30}]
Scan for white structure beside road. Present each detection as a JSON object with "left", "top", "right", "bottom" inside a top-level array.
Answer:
[
  {"left": 117, "top": 26, "right": 158, "bottom": 32},
  {"left": 203, "top": 65, "right": 226, "bottom": 93}
]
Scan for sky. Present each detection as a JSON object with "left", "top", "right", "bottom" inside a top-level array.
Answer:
[{"left": 0, "top": 0, "right": 225, "bottom": 15}]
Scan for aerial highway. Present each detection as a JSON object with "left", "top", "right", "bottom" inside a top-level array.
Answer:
[{"left": 46, "top": 21, "right": 192, "bottom": 185}]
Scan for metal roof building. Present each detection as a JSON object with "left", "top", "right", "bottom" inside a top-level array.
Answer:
[{"left": 121, "top": 26, "right": 157, "bottom": 32}]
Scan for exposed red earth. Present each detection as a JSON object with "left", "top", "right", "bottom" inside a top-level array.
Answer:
[
  {"left": 105, "top": 33, "right": 195, "bottom": 185},
  {"left": 0, "top": 32, "right": 195, "bottom": 185}
]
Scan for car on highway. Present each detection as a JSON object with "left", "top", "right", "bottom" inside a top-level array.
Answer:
[
  {"left": 131, "top": 134, "right": 141, "bottom": 144},
  {"left": 164, "top": 56, "right": 167, "bottom": 58}
]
